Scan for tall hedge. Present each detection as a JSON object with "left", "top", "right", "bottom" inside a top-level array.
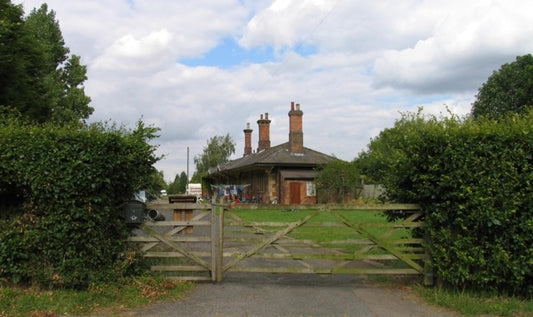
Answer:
[
  {"left": 0, "top": 116, "right": 160, "bottom": 288},
  {"left": 359, "top": 110, "right": 533, "bottom": 297}
]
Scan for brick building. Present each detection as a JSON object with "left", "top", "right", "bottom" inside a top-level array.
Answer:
[{"left": 206, "top": 101, "right": 338, "bottom": 204}]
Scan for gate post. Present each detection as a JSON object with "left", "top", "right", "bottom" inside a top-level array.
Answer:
[
  {"left": 210, "top": 203, "right": 216, "bottom": 281},
  {"left": 215, "top": 203, "right": 225, "bottom": 282}
]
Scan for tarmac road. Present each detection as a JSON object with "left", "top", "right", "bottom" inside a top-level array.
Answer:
[
  {"left": 120, "top": 206, "right": 458, "bottom": 316},
  {"left": 118, "top": 273, "right": 458, "bottom": 317}
]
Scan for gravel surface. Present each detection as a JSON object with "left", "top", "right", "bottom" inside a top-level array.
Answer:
[{"left": 114, "top": 273, "right": 458, "bottom": 317}]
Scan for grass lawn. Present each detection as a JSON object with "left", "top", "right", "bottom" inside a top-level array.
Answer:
[{"left": 227, "top": 208, "right": 415, "bottom": 253}]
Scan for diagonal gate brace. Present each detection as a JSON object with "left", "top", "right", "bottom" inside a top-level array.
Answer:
[
  {"left": 332, "top": 211, "right": 424, "bottom": 273},
  {"left": 223, "top": 212, "right": 318, "bottom": 272},
  {"left": 140, "top": 223, "right": 210, "bottom": 270}
]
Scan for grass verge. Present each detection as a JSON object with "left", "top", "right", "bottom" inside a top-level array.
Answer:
[
  {"left": 415, "top": 285, "right": 533, "bottom": 316},
  {"left": 0, "top": 275, "right": 193, "bottom": 317}
]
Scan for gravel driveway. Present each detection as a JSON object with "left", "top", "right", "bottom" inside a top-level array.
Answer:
[{"left": 116, "top": 273, "right": 458, "bottom": 317}]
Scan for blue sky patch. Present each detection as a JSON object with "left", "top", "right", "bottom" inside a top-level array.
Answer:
[
  {"left": 293, "top": 42, "right": 317, "bottom": 57},
  {"left": 181, "top": 38, "right": 317, "bottom": 68},
  {"left": 181, "top": 38, "right": 274, "bottom": 68}
]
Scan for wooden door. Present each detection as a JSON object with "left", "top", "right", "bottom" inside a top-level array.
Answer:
[{"left": 290, "top": 182, "right": 301, "bottom": 204}]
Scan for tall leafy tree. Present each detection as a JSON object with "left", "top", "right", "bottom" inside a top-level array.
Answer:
[
  {"left": 54, "top": 54, "right": 92, "bottom": 122},
  {"left": 0, "top": 1, "right": 92, "bottom": 123},
  {"left": 194, "top": 134, "right": 236, "bottom": 177},
  {"left": 23, "top": 3, "right": 69, "bottom": 70},
  {"left": 471, "top": 54, "right": 533, "bottom": 119},
  {"left": 167, "top": 173, "right": 180, "bottom": 194},
  {"left": 168, "top": 171, "right": 188, "bottom": 194},
  {"left": 0, "top": 0, "right": 49, "bottom": 121},
  {"left": 177, "top": 171, "right": 188, "bottom": 193},
  {"left": 25, "top": 4, "right": 93, "bottom": 123}
]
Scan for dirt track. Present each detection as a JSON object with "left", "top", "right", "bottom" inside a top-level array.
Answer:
[{"left": 116, "top": 273, "right": 459, "bottom": 317}]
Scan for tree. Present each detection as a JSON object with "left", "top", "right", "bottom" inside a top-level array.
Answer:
[
  {"left": 25, "top": 4, "right": 93, "bottom": 123},
  {"left": 471, "top": 54, "right": 533, "bottom": 119},
  {"left": 315, "top": 160, "right": 361, "bottom": 203},
  {"left": 354, "top": 109, "right": 438, "bottom": 202},
  {"left": 189, "top": 171, "right": 203, "bottom": 184},
  {"left": 23, "top": 3, "right": 69, "bottom": 70},
  {"left": 0, "top": 2, "right": 92, "bottom": 123},
  {"left": 53, "top": 54, "right": 92, "bottom": 122},
  {"left": 194, "top": 134, "right": 236, "bottom": 177},
  {"left": 168, "top": 171, "right": 188, "bottom": 194},
  {"left": 177, "top": 171, "right": 188, "bottom": 193},
  {"left": 0, "top": 0, "right": 49, "bottom": 121},
  {"left": 167, "top": 173, "right": 180, "bottom": 194}
]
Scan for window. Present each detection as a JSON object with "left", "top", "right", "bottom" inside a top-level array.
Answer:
[{"left": 306, "top": 182, "right": 316, "bottom": 196}]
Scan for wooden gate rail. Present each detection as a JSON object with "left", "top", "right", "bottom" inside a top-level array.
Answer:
[
  {"left": 217, "top": 204, "right": 433, "bottom": 285},
  {"left": 128, "top": 202, "right": 217, "bottom": 281},
  {"left": 129, "top": 203, "right": 433, "bottom": 286}
]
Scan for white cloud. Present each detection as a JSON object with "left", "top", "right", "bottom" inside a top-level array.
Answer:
[
  {"left": 12, "top": 0, "right": 533, "bottom": 182},
  {"left": 239, "top": 0, "right": 337, "bottom": 50},
  {"left": 92, "top": 29, "right": 174, "bottom": 74},
  {"left": 108, "top": 29, "right": 173, "bottom": 59},
  {"left": 373, "top": 0, "right": 533, "bottom": 94}
]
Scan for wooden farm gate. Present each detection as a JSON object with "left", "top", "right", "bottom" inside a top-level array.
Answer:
[
  {"left": 218, "top": 204, "right": 433, "bottom": 286},
  {"left": 129, "top": 203, "right": 433, "bottom": 285},
  {"left": 128, "top": 202, "right": 217, "bottom": 281}
]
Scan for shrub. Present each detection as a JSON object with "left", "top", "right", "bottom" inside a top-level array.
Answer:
[
  {"left": 360, "top": 110, "right": 533, "bottom": 297},
  {"left": 0, "top": 116, "right": 160, "bottom": 289}
]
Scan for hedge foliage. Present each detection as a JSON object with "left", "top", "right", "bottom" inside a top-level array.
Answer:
[
  {"left": 358, "top": 110, "right": 533, "bottom": 297},
  {"left": 0, "top": 115, "right": 160, "bottom": 289}
]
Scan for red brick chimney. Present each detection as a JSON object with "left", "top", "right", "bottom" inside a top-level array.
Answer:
[
  {"left": 243, "top": 122, "right": 253, "bottom": 156},
  {"left": 288, "top": 102, "right": 304, "bottom": 155},
  {"left": 257, "top": 113, "right": 271, "bottom": 152}
]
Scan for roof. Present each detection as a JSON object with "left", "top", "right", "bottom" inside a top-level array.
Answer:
[
  {"left": 208, "top": 142, "right": 337, "bottom": 176},
  {"left": 280, "top": 170, "right": 318, "bottom": 179}
]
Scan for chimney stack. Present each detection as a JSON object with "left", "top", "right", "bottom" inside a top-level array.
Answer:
[
  {"left": 288, "top": 101, "right": 304, "bottom": 155},
  {"left": 243, "top": 122, "right": 253, "bottom": 156},
  {"left": 257, "top": 112, "right": 271, "bottom": 152}
]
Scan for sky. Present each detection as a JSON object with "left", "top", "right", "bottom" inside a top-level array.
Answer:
[{"left": 14, "top": 0, "right": 533, "bottom": 182}]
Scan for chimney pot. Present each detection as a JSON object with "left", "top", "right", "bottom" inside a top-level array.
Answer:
[
  {"left": 243, "top": 122, "right": 253, "bottom": 156},
  {"left": 257, "top": 112, "right": 271, "bottom": 152},
  {"left": 288, "top": 102, "right": 304, "bottom": 155}
]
